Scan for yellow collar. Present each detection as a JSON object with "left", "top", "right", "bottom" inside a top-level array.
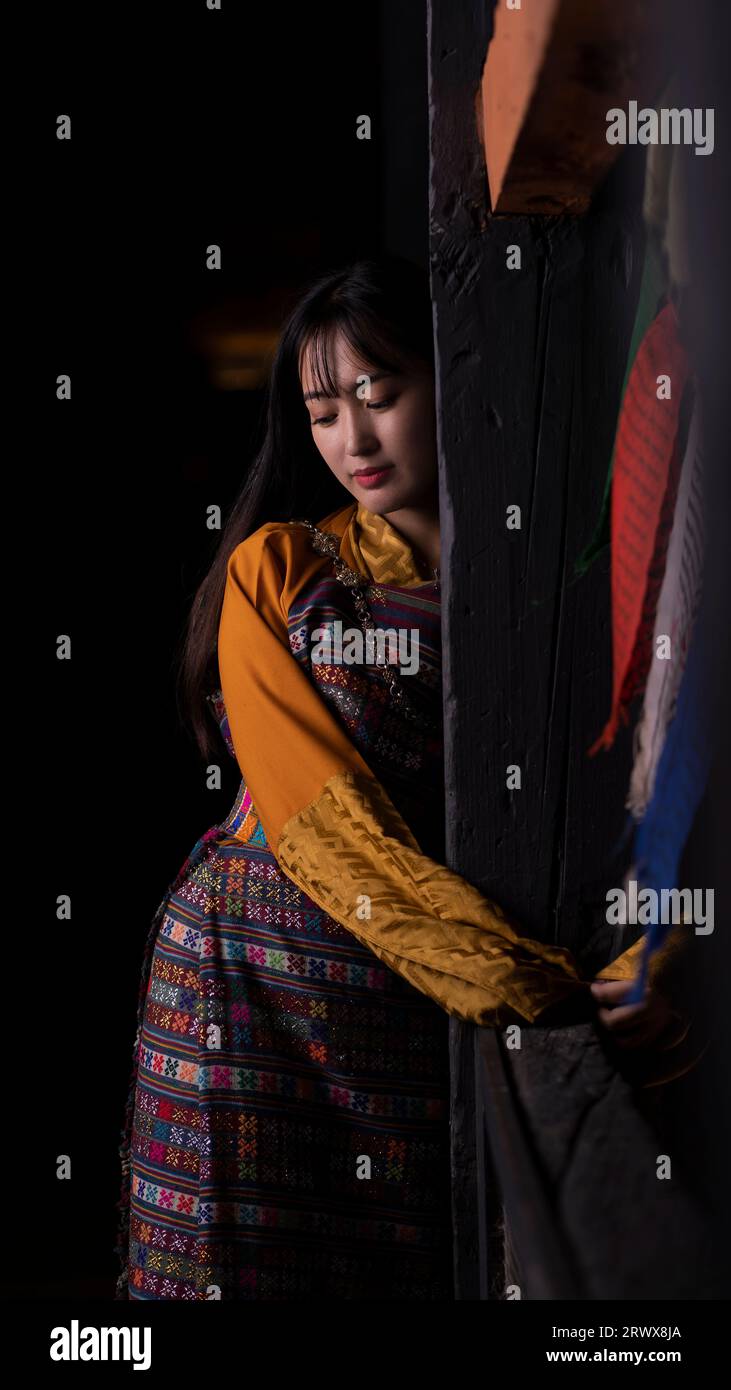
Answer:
[
  {"left": 316, "top": 500, "right": 436, "bottom": 588},
  {"left": 350, "top": 503, "right": 436, "bottom": 583},
  {"left": 354, "top": 502, "right": 433, "bottom": 587}
]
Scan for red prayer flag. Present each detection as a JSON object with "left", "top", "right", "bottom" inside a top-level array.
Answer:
[{"left": 589, "top": 302, "right": 689, "bottom": 755}]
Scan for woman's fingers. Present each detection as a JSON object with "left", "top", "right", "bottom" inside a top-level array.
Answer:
[
  {"left": 590, "top": 980, "right": 646, "bottom": 1034},
  {"left": 590, "top": 977, "right": 680, "bottom": 1050},
  {"left": 600, "top": 1011, "right": 650, "bottom": 1034},
  {"left": 590, "top": 979, "right": 639, "bottom": 1005}
]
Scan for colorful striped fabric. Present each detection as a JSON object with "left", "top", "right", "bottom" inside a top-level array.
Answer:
[
  {"left": 574, "top": 238, "right": 667, "bottom": 578},
  {"left": 114, "top": 568, "right": 454, "bottom": 1301},
  {"left": 589, "top": 301, "right": 690, "bottom": 754},
  {"left": 622, "top": 597, "right": 712, "bottom": 1005},
  {"left": 627, "top": 386, "right": 704, "bottom": 819}
]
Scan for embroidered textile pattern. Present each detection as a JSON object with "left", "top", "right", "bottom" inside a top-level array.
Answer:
[
  {"left": 290, "top": 515, "right": 439, "bottom": 727},
  {"left": 115, "top": 558, "right": 453, "bottom": 1300},
  {"left": 354, "top": 505, "right": 440, "bottom": 590}
]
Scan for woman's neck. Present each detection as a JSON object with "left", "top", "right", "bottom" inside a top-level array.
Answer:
[{"left": 381, "top": 500, "right": 441, "bottom": 576}]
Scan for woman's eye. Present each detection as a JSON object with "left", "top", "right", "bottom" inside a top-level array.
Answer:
[{"left": 312, "top": 396, "right": 396, "bottom": 427}]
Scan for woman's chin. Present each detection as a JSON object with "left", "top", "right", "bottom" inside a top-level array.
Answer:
[{"left": 350, "top": 481, "right": 401, "bottom": 507}]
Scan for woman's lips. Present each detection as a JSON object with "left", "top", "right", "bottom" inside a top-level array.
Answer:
[{"left": 353, "top": 465, "right": 395, "bottom": 490}]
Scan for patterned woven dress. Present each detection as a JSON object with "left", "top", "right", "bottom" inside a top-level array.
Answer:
[{"left": 115, "top": 501, "right": 455, "bottom": 1300}]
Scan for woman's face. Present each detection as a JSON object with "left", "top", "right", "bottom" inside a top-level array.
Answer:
[{"left": 299, "top": 328, "right": 438, "bottom": 512}]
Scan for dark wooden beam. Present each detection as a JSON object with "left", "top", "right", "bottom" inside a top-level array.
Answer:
[{"left": 429, "top": 0, "right": 650, "bottom": 1296}]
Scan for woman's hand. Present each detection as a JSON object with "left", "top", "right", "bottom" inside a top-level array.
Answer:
[{"left": 589, "top": 978, "right": 687, "bottom": 1051}]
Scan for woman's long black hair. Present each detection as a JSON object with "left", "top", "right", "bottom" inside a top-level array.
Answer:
[{"left": 176, "top": 252, "right": 436, "bottom": 761}]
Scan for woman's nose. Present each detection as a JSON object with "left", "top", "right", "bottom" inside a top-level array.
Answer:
[{"left": 345, "top": 413, "right": 379, "bottom": 457}]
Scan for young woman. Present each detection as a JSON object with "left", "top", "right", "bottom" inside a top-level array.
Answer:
[{"left": 114, "top": 255, "right": 694, "bottom": 1302}]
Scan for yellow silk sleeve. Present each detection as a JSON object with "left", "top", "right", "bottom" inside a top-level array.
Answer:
[{"left": 217, "top": 523, "right": 591, "bottom": 1029}]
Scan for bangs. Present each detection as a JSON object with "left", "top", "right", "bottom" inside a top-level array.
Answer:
[{"left": 299, "top": 312, "right": 409, "bottom": 401}]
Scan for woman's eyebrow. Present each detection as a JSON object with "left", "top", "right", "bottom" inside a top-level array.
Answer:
[{"left": 303, "top": 371, "right": 392, "bottom": 403}]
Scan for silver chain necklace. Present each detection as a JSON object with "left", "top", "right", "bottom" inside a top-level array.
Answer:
[{"left": 291, "top": 516, "right": 439, "bottom": 725}]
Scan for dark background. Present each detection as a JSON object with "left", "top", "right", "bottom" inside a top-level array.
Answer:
[
  {"left": 13, "top": 0, "right": 731, "bottom": 1302},
  {"left": 25, "top": 0, "right": 429, "bottom": 1297}
]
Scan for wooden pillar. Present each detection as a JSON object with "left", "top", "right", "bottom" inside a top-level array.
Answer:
[{"left": 427, "top": 0, "right": 656, "bottom": 1296}]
